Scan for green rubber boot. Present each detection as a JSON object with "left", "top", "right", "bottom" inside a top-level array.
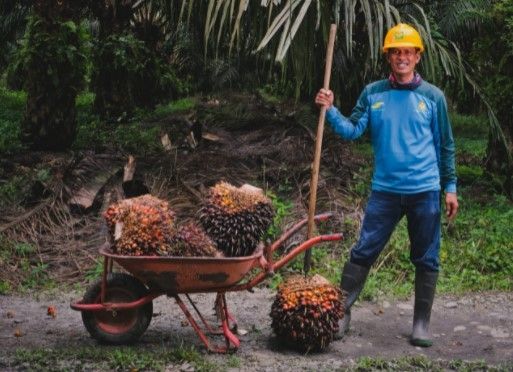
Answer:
[
  {"left": 337, "top": 261, "right": 370, "bottom": 338},
  {"left": 410, "top": 269, "right": 438, "bottom": 347}
]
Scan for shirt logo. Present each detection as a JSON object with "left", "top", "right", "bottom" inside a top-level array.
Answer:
[
  {"left": 371, "top": 101, "right": 384, "bottom": 110},
  {"left": 417, "top": 101, "right": 427, "bottom": 113}
]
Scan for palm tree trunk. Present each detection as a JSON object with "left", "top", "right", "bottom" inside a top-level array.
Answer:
[
  {"left": 21, "top": 1, "right": 84, "bottom": 150},
  {"left": 91, "top": 1, "right": 135, "bottom": 119},
  {"left": 486, "top": 120, "right": 513, "bottom": 197}
]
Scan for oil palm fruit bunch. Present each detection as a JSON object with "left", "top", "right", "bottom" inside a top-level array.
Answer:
[
  {"left": 103, "top": 194, "right": 176, "bottom": 256},
  {"left": 168, "top": 222, "right": 222, "bottom": 257},
  {"left": 270, "top": 274, "right": 345, "bottom": 352},
  {"left": 198, "top": 182, "right": 274, "bottom": 257}
]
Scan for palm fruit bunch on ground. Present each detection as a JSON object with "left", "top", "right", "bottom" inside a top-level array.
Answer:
[
  {"left": 168, "top": 222, "right": 222, "bottom": 257},
  {"left": 198, "top": 182, "right": 274, "bottom": 257},
  {"left": 270, "top": 274, "right": 345, "bottom": 352},
  {"left": 103, "top": 194, "right": 176, "bottom": 256}
]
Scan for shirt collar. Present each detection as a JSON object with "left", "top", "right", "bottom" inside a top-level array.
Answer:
[{"left": 389, "top": 72, "right": 423, "bottom": 90}]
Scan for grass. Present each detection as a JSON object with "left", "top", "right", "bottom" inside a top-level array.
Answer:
[
  {"left": 354, "top": 355, "right": 511, "bottom": 371},
  {"left": 3, "top": 345, "right": 220, "bottom": 372},
  {"left": 3, "top": 348, "right": 511, "bottom": 371}
]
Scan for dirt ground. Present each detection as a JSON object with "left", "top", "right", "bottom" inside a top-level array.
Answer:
[{"left": 1, "top": 287, "right": 512, "bottom": 370}]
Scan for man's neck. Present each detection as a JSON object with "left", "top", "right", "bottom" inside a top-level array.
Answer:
[{"left": 393, "top": 72, "right": 415, "bottom": 84}]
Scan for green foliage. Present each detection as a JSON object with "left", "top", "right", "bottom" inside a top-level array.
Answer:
[
  {"left": 440, "top": 194, "right": 513, "bottom": 292},
  {"left": 257, "top": 85, "right": 285, "bottom": 105},
  {"left": 265, "top": 191, "right": 293, "bottom": 240},
  {"left": 457, "top": 164, "right": 484, "bottom": 185},
  {"left": 0, "top": 86, "right": 25, "bottom": 154},
  {"left": 0, "top": 175, "right": 27, "bottom": 209},
  {"left": 114, "top": 122, "right": 162, "bottom": 154},
  {"left": 470, "top": 0, "right": 513, "bottom": 183},
  {"left": 149, "top": 98, "right": 196, "bottom": 120},
  {"left": 21, "top": 262, "right": 50, "bottom": 290},
  {"left": 349, "top": 164, "right": 373, "bottom": 198},
  {"left": 85, "top": 260, "right": 103, "bottom": 282},
  {"left": 0, "top": 235, "right": 56, "bottom": 293},
  {"left": 0, "top": 280, "right": 11, "bottom": 294},
  {"left": 72, "top": 92, "right": 197, "bottom": 153},
  {"left": 226, "top": 355, "right": 241, "bottom": 368},
  {"left": 451, "top": 112, "right": 488, "bottom": 139},
  {"left": 14, "top": 242, "right": 35, "bottom": 257},
  {"left": 92, "top": 32, "right": 185, "bottom": 120},
  {"left": 457, "top": 139, "right": 487, "bottom": 159}
]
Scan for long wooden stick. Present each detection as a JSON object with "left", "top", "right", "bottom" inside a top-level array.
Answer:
[{"left": 304, "top": 24, "right": 337, "bottom": 274}]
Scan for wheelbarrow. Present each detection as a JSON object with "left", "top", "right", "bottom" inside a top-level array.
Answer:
[{"left": 71, "top": 212, "right": 342, "bottom": 353}]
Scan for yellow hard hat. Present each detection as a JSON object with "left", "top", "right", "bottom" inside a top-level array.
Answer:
[{"left": 383, "top": 23, "right": 424, "bottom": 53}]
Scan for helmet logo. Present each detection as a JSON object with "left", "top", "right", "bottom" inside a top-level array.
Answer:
[{"left": 394, "top": 31, "right": 405, "bottom": 41}]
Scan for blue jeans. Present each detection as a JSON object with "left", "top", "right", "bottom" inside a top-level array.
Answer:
[{"left": 350, "top": 190, "right": 441, "bottom": 272}]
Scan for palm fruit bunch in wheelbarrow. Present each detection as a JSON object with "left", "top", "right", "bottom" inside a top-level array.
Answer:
[
  {"left": 103, "top": 194, "right": 177, "bottom": 255},
  {"left": 270, "top": 274, "right": 345, "bottom": 352},
  {"left": 169, "top": 222, "right": 223, "bottom": 257},
  {"left": 104, "top": 194, "right": 223, "bottom": 257},
  {"left": 198, "top": 182, "right": 274, "bottom": 256}
]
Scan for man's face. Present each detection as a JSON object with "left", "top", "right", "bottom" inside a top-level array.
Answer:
[{"left": 387, "top": 47, "right": 421, "bottom": 80}]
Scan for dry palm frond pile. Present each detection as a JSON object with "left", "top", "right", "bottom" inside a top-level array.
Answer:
[
  {"left": 270, "top": 274, "right": 345, "bottom": 352},
  {"left": 103, "top": 194, "right": 177, "bottom": 256},
  {"left": 198, "top": 181, "right": 274, "bottom": 256}
]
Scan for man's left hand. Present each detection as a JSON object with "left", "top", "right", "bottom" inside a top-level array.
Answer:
[{"left": 445, "top": 192, "right": 458, "bottom": 220}]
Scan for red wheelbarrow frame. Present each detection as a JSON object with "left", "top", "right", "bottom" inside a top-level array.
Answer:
[{"left": 71, "top": 212, "right": 343, "bottom": 353}]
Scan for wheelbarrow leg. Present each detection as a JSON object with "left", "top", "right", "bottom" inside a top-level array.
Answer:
[
  {"left": 217, "top": 293, "right": 240, "bottom": 351},
  {"left": 185, "top": 294, "right": 223, "bottom": 335},
  {"left": 215, "top": 293, "right": 238, "bottom": 332},
  {"left": 100, "top": 256, "right": 113, "bottom": 304},
  {"left": 173, "top": 294, "right": 239, "bottom": 353}
]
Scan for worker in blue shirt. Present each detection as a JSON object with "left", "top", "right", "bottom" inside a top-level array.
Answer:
[{"left": 315, "top": 23, "right": 459, "bottom": 347}]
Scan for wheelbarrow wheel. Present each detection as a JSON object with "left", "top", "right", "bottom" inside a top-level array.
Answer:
[{"left": 82, "top": 273, "right": 152, "bottom": 345}]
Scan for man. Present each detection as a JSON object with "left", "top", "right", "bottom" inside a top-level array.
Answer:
[{"left": 315, "top": 23, "right": 458, "bottom": 347}]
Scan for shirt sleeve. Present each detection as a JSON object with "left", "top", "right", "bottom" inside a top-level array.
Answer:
[
  {"left": 435, "top": 95, "right": 457, "bottom": 193},
  {"left": 325, "top": 88, "right": 369, "bottom": 140}
]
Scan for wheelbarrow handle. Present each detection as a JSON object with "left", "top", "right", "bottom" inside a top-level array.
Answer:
[
  {"left": 271, "top": 233, "right": 343, "bottom": 273},
  {"left": 265, "top": 212, "right": 333, "bottom": 258},
  {"left": 228, "top": 231, "right": 343, "bottom": 292}
]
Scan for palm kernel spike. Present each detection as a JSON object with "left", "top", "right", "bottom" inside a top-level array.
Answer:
[
  {"left": 198, "top": 182, "right": 274, "bottom": 257},
  {"left": 103, "top": 194, "right": 176, "bottom": 256},
  {"left": 270, "top": 274, "right": 346, "bottom": 352}
]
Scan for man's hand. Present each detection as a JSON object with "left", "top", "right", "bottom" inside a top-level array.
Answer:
[
  {"left": 445, "top": 192, "right": 458, "bottom": 220},
  {"left": 315, "top": 88, "right": 334, "bottom": 109}
]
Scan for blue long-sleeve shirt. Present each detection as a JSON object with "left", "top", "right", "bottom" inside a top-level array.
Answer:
[{"left": 326, "top": 79, "right": 457, "bottom": 194}]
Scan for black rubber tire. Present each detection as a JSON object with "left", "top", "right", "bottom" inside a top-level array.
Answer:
[{"left": 81, "top": 273, "right": 153, "bottom": 345}]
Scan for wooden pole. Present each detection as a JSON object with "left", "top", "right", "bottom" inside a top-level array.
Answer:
[{"left": 304, "top": 24, "right": 337, "bottom": 274}]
